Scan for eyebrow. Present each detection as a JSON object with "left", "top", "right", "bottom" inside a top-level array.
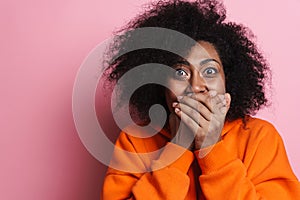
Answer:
[
  {"left": 176, "top": 60, "right": 190, "bottom": 66},
  {"left": 200, "top": 58, "right": 221, "bottom": 66},
  {"left": 175, "top": 58, "right": 221, "bottom": 66}
]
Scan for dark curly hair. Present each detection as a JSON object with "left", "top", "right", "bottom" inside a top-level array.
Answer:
[{"left": 104, "top": 0, "right": 270, "bottom": 124}]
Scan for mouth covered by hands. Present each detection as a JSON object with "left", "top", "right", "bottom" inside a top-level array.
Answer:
[{"left": 169, "top": 91, "right": 231, "bottom": 151}]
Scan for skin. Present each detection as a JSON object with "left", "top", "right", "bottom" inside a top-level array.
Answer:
[{"left": 165, "top": 41, "right": 231, "bottom": 150}]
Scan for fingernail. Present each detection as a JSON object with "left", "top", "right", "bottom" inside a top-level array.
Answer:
[
  {"left": 177, "top": 96, "right": 183, "bottom": 100},
  {"left": 175, "top": 108, "right": 180, "bottom": 113},
  {"left": 172, "top": 102, "right": 178, "bottom": 107},
  {"left": 209, "top": 91, "right": 217, "bottom": 97}
]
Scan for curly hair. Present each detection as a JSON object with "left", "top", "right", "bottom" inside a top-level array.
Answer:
[{"left": 105, "top": 0, "right": 270, "bottom": 124}]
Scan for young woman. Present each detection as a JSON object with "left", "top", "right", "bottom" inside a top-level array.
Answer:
[{"left": 102, "top": 0, "right": 300, "bottom": 199}]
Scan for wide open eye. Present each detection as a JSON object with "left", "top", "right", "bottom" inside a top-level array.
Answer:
[
  {"left": 174, "top": 68, "right": 189, "bottom": 80},
  {"left": 202, "top": 66, "right": 218, "bottom": 78}
]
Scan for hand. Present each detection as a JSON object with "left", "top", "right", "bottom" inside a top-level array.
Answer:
[
  {"left": 168, "top": 112, "right": 195, "bottom": 151},
  {"left": 172, "top": 91, "right": 231, "bottom": 150}
]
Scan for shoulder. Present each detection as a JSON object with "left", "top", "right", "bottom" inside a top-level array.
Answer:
[
  {"left": 224, "top": 117, "right": 288, "bottom": 167},
  {"left": 244, "top": 116, "right": 281, "bottom": 139},
  {"left": 224, "top": 116, "right": 282, "bottom": 146},
  {"left": 245, "top": 116, "right": 276, "bottom": 130},
  {"left": 225, "top": 116, "right": 278, "bottom": 135},
  {"left": 115, "top": 126, "right": 171, "bottom": 153},
  {"left": 239, "top": 116, "right": 284, "bottom": 149}
]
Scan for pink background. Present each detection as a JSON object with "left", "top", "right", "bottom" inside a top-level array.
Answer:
[{"left": 1, "top": 0, "right": 299, "bottom": 199}]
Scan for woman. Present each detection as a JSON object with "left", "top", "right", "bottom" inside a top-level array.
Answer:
[{"left": 102, "top": 0, "right": 300, "bottom": 199}]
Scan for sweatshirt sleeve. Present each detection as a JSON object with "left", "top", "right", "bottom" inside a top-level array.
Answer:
[
  {"left": 194, "top": 123, "right": 300, "bottom": 199},
  {"left": 101, "top": 131, "right": 194, "bottom": 200}
]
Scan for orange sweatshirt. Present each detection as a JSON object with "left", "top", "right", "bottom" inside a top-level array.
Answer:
[{"left": 102, "top": 117, "right": 300, "bottom": 199}]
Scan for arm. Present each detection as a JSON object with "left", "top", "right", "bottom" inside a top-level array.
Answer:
[
  {"left": 195, "top": 123, "right": 300, "bottom": 199},
  {"left": 101, "top": 132, "right": 194, "bottom": 200}
]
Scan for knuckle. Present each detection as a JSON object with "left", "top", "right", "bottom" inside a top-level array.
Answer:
[
  {"left": 204, "top": 96, "right": 211, "bottom": 105},
  {"left": 196, "top": 129, "right": 205, "bottom": 139},
  {"left": 191, "top": 109, "right": 198, "bottom": 119},
  {"left": 186, "top": 119, "right": 194, "bottom": 127},
  {"left": 196, "top": 102, "right": 203, "bottom": 111}
]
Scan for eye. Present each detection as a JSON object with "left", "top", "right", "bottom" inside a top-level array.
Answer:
[
  {"left": 175, "top": 69, "right": 188, "bottom": 76},
  {"left": 174, "top": 68, "right": 189, "bottom": 80},
  {"left": 202, "top": 67, "right": 218, "bottom": 77}
]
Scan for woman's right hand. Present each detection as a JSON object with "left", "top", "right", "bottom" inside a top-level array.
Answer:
[
  {"left": 168, "top": 112, "right": 195, "bottom": 151},
  {"left": 169, "top": 91, "right": 231, "bottom": 151}
]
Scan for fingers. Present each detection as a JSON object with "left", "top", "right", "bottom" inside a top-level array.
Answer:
[
  {"left": 172, "top": 92, "right": 230, "bottom": 133},
  {"left": 174, "top": 107, "right": 203, "bottom": 136},
  {"left": 178, "top": 92, "right": 215, "bottom": 112},
  {"left": 168, "top": 112, "right": 195, "bottom": 150},
  {"left": 174, "top": 107, "right": 209, "bottom": 149},
  {"left": 225, "top": 93, "right": 231, "bottom": 109},
  {"left": 219, "top": 93, "right": 231, "bottom": 114},
  {"left": 173, "top": 101, "right": 211, "bottom": 122},
  {"left": 175, "top": 91, "right": 228, "bottom": 118},
  {"left": 170, "top": 92, "right": 231, "bottom": 150}
]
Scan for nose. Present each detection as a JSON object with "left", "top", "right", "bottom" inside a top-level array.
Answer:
[{"left": 190, "top": 70, "right": 208, "bottom": 93}]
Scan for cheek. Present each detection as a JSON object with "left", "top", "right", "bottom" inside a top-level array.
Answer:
[
  {"left": 165, "top": 80, "right": 188, "bottom": 111},
  {"left": 206, "top": 77, "right": 226, "bottom": 93},
  {"left": 165, "top": 80, "right": 187, "bottom": 97},
  {"left": 164, "top": 90, "right": 177, "bottom": 113}
]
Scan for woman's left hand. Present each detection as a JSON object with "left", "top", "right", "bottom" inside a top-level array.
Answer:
[{"left": 172, "top": 91, "right": 231, "bottom": 150}]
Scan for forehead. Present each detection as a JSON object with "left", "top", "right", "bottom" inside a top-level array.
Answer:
[{"left": 185, "top": 41, "right": 222, "bottom": 67}]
